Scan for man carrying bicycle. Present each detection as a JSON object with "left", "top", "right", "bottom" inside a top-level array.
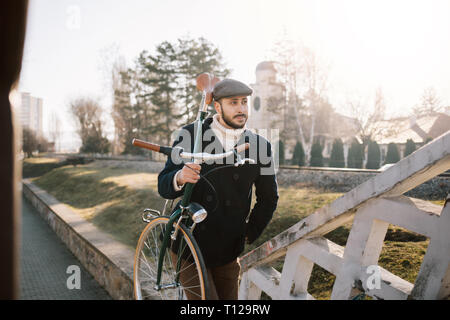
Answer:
[{"left": 158, "top": 78, "right": 279, "bottom": 300}]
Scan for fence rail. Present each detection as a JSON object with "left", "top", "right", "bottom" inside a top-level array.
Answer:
[{"left": 239, "top": 130, "right": 450, "bottom": 300}]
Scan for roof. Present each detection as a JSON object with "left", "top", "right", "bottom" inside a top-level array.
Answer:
[
  {"left": 369, "top": 113, "right": 450, "bottom": 144},
  {"left": 256, "top": 61, "right": 276, "bottom": 72}
]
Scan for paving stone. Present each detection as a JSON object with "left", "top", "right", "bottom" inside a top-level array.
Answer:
[{"left": 20, "top": 197, "right": 112, "bottom": 300}]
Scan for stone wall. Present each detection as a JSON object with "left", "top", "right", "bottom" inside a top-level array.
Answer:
[
  {"left": 89, "top": 161, "right": 449, "bottom": 200},
  {"left": 22, "top": 180, "right": 135, "bottom": 300},
  {"left": 277, "top": 166, "right": 450, "bottom": 200}
]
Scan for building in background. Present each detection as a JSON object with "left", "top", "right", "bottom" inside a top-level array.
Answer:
[
  {"left": 369, "top": 112, "right": 450, "bottom": 163},
  {"left": 248, "top": 61, "right": 360, "bottom": 164},
  {"left": 247, "top": 61, "right": 450, "bottom": 168},
  {"left": 248, "top": 61, "right": 284, "bottom": 132},
  {"left": 18, "top": 92, "right": 43, "bottom": 138}
]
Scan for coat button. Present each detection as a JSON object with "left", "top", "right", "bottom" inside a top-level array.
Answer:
[
  {"left": 206, "top": 195, "right": 213, "bottom": 202},
  {"left": 225, "top": 200, "right": 231, "bottom": 206},
  {"left": 233, "top": 173, "right": 239, "bottom": 181}
]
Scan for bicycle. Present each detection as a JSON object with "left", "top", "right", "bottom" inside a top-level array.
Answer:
[{"left": 132, "top": 73, "right": 255, "bottom": 300}]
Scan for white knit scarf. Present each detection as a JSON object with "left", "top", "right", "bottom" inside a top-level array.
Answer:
[{"left": 210, "top": 113, "right": 246, "bottom": 151}]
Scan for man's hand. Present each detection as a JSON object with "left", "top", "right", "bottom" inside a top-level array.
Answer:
[{"left": 176, "top": 162, "right": 201, "bottom": 185}]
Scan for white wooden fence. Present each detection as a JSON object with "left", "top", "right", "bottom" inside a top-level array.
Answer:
[{"left": 239, "top": 130, "right": 450, "bottom": 300}]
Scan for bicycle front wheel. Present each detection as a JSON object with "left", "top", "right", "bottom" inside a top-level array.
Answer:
[{"left": 134, "top": 216, "right": 209, "bottom": 300}]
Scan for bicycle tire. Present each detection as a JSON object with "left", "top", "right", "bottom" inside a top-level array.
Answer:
[{"left": 134, "top": 216, "right": 210, "bottom": 300}]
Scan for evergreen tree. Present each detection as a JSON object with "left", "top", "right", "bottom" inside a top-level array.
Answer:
[
  {"left": 112, "top": 36, "right": 230, "bottom": 153},
  {"left": 176, "top": 37, "right": 231, "bottom": 123},
  {"left": 81, "top": 135, "right": 110, "bottom": 154},
  {"left": 347, "top": 138, "right": 364, "bottom": 168},
  {"left": 138, "top": 41, "right": 181, "bottom": 146},
  {"left": 292, "top": 141, "right": 305, "bottom": 166},
  {"left": 384, "top": 142, "right": 400, "bottom": 164},
  {"left": 309, "top": 140, "right": 324, "bottom": 167},
  {"left": 403, "top": 139, "right": 416, "bottom": 157},
  {"left": 114, "top": 68, "right": 148, "bottom": 155},
  {"left": 366, "top": 140, "right": 381, "bottom": 169},
  {"left": 277, "top": 140, "right": 285, "bottom": 165},
  {"left": 329, "top": 138, "right": 345, "bottom": 168}
]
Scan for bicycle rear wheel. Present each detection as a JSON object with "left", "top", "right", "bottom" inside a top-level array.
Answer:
[{"left": 134, "top": 216, "right": 209, "bottom": 300}]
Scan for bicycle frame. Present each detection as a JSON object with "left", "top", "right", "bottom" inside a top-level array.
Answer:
[{"left": 154, "top": 99, "right": 210, "bottom": 290}]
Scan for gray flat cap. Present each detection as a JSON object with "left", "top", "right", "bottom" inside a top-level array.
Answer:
[{"left": 213, "top": 79, "right": 253, "bottom": 101}]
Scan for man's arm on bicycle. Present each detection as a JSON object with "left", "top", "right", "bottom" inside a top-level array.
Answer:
[{"left": 158, "top": 128, "right": 194, "bottom": 199}]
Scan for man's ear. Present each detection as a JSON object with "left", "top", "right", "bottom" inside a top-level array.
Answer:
[{"left": 214, "top": 100, "right": 221, "bottom": 114}]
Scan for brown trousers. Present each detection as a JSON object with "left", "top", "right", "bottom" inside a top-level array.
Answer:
[{"left": 170, "top": 251, "right": 240, "bottom": 300}]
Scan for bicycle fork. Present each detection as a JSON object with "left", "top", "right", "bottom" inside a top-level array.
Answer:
[{"left": 154, "top": 209, "right": 180, "bottom": 291}]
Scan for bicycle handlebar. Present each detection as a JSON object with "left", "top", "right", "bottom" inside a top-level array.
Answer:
[
  {"left": 132, "top": 139, "right": 163, "bottom": 153},
  {"left": 132, "top": 138, "right": 252, "bottom": 163},
  {"left": 132, "top": 139, "right": 173, "bottom": 155}
]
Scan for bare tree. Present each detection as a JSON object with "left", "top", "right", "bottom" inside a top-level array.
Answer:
[
  {"left": 271, "top": 35, "right": 331, "bottom": 164},
  {"left": 49, "top": 111, "right": 61, "bottom": 152},
  {"left": 69, "top": 97, "right": 110, "bottom": 153},
  {"left": 413, "top": 87, "right": 443, "bottom": 116},
  {"left": 110, "top": 57, "right": 131, "bottom": 154},
  {"left": 22, "top": 127, "right": 38, "bottom": 158},
  {"left": 98, "top": 44, "right": 128, "bottom": 155},
  {"left": 347, "top": 88, "right": 392, "bottom": 145},
  {"left": 373, "top": 86, "right": 386, "bottom": 121},
  {"left": 300, "top": 47, "right": 331, "bottom": 154}
]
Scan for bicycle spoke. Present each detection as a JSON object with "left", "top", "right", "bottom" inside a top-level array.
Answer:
[
  {"left": 134, "top": 217, "right": 207, "bottom": 300},
  {"left": 139, "top": 256, "right": 156, "bottom": 279},
  {"left": 182, "top": 286, "right": 203, "bottom": 299},
  {"left": 144, "top": 236, "right": 158, "bottom": 261},
  {"left": 176, "top": 261, "right": 198, "bottom": 277},
  {"left": 181, "top": 270, "right": 201, "bottom": 285}
]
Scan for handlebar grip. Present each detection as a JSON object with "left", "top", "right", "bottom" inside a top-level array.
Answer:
[
  {"left": 132, "top": 138, "right": 161, "bottom": 152},
  {"left": 235, "top": 143, "right": 250, "bottom": 153},
  {"left": 132, "top": 138, "right": 173, "bottom": 156}
]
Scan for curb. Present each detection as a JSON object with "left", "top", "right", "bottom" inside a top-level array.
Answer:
[{"left": 22, "top": 179, "right": 135, "bottom": 300}]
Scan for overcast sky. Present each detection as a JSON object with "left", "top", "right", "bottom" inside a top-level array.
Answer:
[{"left": 18, "top": 0, "right": 450, "bottom": 150}]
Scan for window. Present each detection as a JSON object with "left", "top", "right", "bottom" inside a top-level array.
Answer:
[{"left": 253, "top": 96, "right": 261, "bottom": 111}]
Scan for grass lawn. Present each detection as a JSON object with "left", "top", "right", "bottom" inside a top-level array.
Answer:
[
  {"left": 22, "top": 156, "right": 64, "bottom": 178},
  {"left": 26, "top": 158, "right": 446, "bottom": 299},
  {"left": 29, "top": 163, "right": 166, "bottom": 251},
  {"left": 23, "top": 157, "right": 60, "bottom": 164}
]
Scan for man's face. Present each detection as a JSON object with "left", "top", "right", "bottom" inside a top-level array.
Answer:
[{"left": 214, "top": 96, "right": 248, "bottom": 129}]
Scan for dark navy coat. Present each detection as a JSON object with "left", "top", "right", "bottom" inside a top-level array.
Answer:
[{"left": 158, "top": 117, "right": 279, "bottom": 267}]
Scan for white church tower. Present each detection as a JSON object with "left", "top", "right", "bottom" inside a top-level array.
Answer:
[{"left": 247, "top": 61, "right": 284, "bottom": 139}]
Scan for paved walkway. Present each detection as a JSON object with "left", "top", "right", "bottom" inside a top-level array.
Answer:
[{"left": 20, "top": 196, "right": 111, "bottom": 300}]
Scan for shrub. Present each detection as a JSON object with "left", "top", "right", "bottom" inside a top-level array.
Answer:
[
  {"left": 329, "top": 138, "right": 345, "bottom": 168},
  {"left": 385, "top": 142, "right": 400, "bottom": 164},
  {"left": 292, "top": 141, "right": 305, "bottom": 166},
  {"left": 277, "top": 140, "right": 285, "bottom": 165},
  {"left": 403, "top": 139, "right": 416, "bottom": 157},
  {"left": 366, "top": 140, "right": 380, "bottom": 169},
  {"left": 310, "top": 140, "right": 324, "bottom": 167},
  {"left": 347, "top": 138, "right": 364, "bottom": 169}
]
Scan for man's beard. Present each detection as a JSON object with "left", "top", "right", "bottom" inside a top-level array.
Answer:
[{"left": 221, "top": 108, "right": 247, "bottom": 129}]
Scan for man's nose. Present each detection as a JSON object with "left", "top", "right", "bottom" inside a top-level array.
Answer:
[{"left": 238, "top": 102, "right": 247, "bottom": 111}]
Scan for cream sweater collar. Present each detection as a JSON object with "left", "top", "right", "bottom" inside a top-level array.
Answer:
[{"left": 210, "top": 114, "right": 246, "bottom": 151}]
